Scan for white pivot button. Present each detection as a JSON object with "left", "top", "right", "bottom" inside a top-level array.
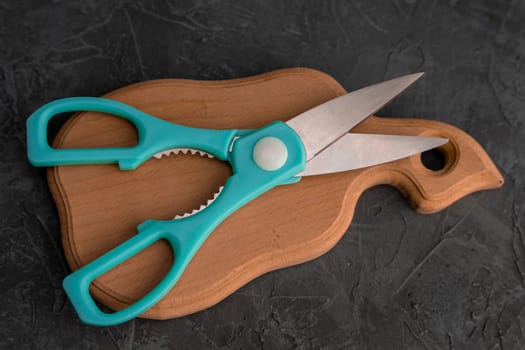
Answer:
[{"left": 253, "top": 137, "right": 288, "bottom": 171}]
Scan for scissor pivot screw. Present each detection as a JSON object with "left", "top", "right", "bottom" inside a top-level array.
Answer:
[{"left": 253, "top": 137, "right": 288, "bottom": 171}]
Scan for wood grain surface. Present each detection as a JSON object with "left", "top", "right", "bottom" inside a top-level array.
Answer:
[{"left": 48, "top": 68, "right": 503, "bottom": 319}]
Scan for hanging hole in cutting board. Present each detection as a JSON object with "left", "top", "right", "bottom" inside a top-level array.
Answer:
[
  {"left": 420, "top": 147, "right": 446, "bottom": 171},
  {"left": 51, "top": 112, "right": 138, "bottom": 149},
  {"left": 94, "top": 239, "right": 173, "bottom": 312}
]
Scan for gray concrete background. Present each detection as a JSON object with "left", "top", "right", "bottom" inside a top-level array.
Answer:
[{"left": 1, "top": 1, "right": 524, "bottom": 349}]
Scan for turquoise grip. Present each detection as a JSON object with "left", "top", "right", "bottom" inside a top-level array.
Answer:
[
  {"left": 26, "top": 97, "right": 237, "bottom": 169},
  {"left": 62, "top": 122, "right": 307, "bottom": 326}
]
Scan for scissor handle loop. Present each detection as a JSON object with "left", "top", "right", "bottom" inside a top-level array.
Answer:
[{"left": 26, "top": 97, "right": 236, "bottom": 170}]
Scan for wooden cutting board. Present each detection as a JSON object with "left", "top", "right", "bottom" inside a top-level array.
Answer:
[{"left": 48, "top": 68, "right": 503, "bottom": 319}]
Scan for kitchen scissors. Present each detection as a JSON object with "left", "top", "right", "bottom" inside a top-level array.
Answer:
[{"left": 26, "top": 73, "right": 447, "bottom": 326}]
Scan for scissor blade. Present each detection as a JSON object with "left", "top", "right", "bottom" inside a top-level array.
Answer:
[
  {"left": 298, "top": 134, "right": 448, "bottom": 176},
  {"left": 286, "top": 73, "right": 424, "bottom": 160}
]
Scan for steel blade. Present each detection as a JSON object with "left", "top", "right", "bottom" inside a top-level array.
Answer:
[
  {"left": 286, "top": 73, "right": 424, "bottom": 160},
  {"left": 299, "top": 134, "right": 448, "bottom": 176}
]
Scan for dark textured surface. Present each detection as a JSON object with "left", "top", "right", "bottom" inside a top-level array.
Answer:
[{"left": 1, "top": 0, "right": 524, "bottom": 349}]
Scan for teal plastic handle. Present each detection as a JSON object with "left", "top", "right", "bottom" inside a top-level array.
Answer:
[
  {"left": 62, "top": 121, "right": 306, "bottom": 326},
  {"left": 26, "top": 97, "right": 237, "bottom": 169}
]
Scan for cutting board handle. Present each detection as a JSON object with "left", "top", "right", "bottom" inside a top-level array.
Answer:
[{"left": 347, "top": 116, "right": 503, "bottom": 214}]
